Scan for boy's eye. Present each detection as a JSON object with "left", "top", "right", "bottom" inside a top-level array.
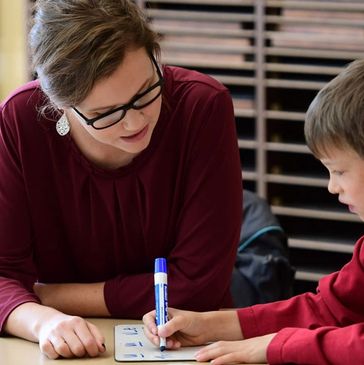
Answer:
[{"left": 332, "top": 170, "right": 344, "bottom": 176}]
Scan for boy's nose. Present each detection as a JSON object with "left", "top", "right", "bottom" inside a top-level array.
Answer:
[{"left": 327, "top": 177, "right": 340, "bottom": 195}]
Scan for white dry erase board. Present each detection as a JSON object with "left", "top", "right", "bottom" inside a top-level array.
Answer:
[{"left": 114, "top": 324, "right": 205, "bottom": 362}]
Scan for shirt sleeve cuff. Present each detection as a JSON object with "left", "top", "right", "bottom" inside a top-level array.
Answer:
[
  {"left": 266, "top": 328, "right": 300, "bottom": 364},
  {"left": 237, "top": 306, "right": 261, "bottom": 338}
]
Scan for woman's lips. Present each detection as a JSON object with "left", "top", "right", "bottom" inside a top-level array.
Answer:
[{"left": 121, "top": 125, "right": 148, "bottom": 142}]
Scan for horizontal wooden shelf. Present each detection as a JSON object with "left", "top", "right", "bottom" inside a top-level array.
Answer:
[
  {"left": 242, "top": 170, "right": 258, "bottom": 181},
  {"left": 238, "top": 139, "right": 257, "bottom": 149},
  {"left": 266, "top": 174, "right": 327, "bottom": 188},
  {"left": 147, "top": 9, "right": 255, "bottom": 22},
  {"left": 155, "top": 25, "right": 254, "bottom": 38},
  {"left": 295, "top": 268, "right": 329, "bottom": 282},
  {"left": 214, "top": 75, "right": 256, "bottom": 86},
  {"left": 289, "top": 237, "right": 354, "bottom": 254},
  {"left": 234, "top": 108, "right": 256, "bottom": 118},
  {"left": 161, "top": 41, "right": 255, "bottom": 54},
  {"left": 146, "top": 0, "right": 364, "bottom": 11},
  {"left": 265, "top": 142, "right": 310, "bottom": 153},
  {"left": 266, "top": 46, "right": 364, "bottom": 60},
  {"left": 265, "top": 61, "right": 344, "bottom": 76},
  {"left": 146, "top": 0, "right": 255, "bottom": 5},
  {"left": 266, "top": 79, "right": 329, "bottom": 90},
  {"left": 265, "top": 110, "right": 306, "bottom": 121},
  {"left": 161, "top": 56, "right": 253, "bottom": 70},
  {"left": 272, "top": 206, "right": 361, "bottom": 222},
  {"left": 266, "top": 0, "right": 364, "bottom": 12},
  {"left": 266, "top": 14, "right": 364, "bottom": 28}
]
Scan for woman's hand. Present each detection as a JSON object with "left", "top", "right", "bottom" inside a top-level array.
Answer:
[
  {"left": 5, "top": 302, "right": 106, "bottom": 360},
  {"left": 143, "top": 307, "right": 242, "bottom": 350},
  {"left": 36, "top": 312, "right": 106, "bottom": 359},
  {"left": 194, "top": 333, "right": 276, "bottom": 365}
]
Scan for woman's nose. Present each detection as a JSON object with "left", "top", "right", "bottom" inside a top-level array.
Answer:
[{"left": 122, "top": 109, "right": 145, "bottom": 131}]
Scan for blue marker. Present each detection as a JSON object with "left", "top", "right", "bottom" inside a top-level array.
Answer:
[{"left": 154, "top": 258, "right": 168, "bottom": 351}]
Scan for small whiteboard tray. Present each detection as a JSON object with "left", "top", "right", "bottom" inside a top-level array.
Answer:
[{"left": 114, "top": 324, "right": 204, "bottom": 362}]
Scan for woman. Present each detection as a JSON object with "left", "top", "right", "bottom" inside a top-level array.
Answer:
[{"left": 0, "top": 0, "right": 242, "bottom": 359}]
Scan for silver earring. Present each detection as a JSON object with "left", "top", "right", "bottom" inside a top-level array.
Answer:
[{"left": 56, "top": 114, "right": 70, "bottom": 136}]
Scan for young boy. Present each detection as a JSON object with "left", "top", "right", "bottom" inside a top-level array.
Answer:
[{"left": 143, "top": 59, "right": 364, "bottom": 365}]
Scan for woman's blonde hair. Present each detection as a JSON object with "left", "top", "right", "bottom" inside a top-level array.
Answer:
[
  {"left": 29, "top": 0, "right": 160, "bottom": 109},
  {"left": 305, "top": 59, "right": 364, "bottom": 158}
]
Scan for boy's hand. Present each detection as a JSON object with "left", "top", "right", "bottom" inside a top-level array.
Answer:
[
  {"left": 142, "top": 307, "right": 209, "bottom": 349},
  {"left": 194, "top": 333, "right": 276, "bottom": 365}
]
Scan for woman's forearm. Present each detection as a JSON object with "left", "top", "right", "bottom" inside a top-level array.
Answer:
[
  {"left": 33, "top": 282, "right": 110, "bottom": 316},
  {"left": 4, "top": 302, "right": 65, "bottom": 341}
]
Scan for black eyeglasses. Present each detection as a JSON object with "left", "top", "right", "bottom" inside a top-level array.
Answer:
[{"left": 72, "top": 54, "right": 164, "bottom": 130}]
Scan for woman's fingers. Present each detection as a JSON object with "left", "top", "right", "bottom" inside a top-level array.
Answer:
[
  {"left": 62, "top": 330, "right": 87, "bottom": 357},
  {"left": 38, "top": 315, "right": 105, "bottom": 359},
  {"left": 86, "top": 321, "right": 106, "bottom": 353},
  {"left": 48, "top": 336, "right": 74, "bottom": 358},
  {"left": 69, "top": 320, "right": 100, "bottom": 357},
  {"left": 40, "top": 338, "right": 63, "bottom": 359}
]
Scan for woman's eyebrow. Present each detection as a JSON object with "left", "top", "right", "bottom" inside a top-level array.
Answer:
[{"left": 88, "top": 75, "right": 154, "bottom": 113}]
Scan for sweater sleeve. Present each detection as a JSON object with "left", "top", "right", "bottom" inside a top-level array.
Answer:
[
  {"left": 104, "top": 86, "right": 242, "bottom": 316},
  {"left": 237, "top": 236, "right": 364, "bottom": 364},
  {"left": 0, "top": 104, "right": 40, "bottom": 333},
  {"left": 267, "top": 323, "right": 364, "bottom": 365}
]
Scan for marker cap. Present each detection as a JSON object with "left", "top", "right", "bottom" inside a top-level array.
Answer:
[{"left": 154, "top": 258, "right": 167, "bottom": 274}]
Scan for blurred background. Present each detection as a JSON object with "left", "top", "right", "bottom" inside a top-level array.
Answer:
[{"left": 0, "top": 0, "right": 28, "bottom": 100}]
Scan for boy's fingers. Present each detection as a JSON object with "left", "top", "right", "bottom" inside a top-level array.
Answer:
[
  {"left": 142, "top": 327, "right": 160, "bottom": 347},
  {"left": 158, "top": 315, "right": 185, "bottom": 338},
  {"left": 142, "top": 311, "right": 158, "bottom": 335},
  {"left": 211, "top": 352, "right": 241, "bottom": 365},
  {"left": 142, "top": 312, "right": 160, "bottom": 347},
  {"left": 166, "top": 338, "right": 182, "bottom": 349}
]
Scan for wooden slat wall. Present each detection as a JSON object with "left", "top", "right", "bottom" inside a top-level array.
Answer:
[{"left": 141, "top": 0, "right": 364, "bottom": 294}]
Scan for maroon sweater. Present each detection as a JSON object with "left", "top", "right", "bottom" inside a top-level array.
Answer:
[
  {"left": 0, "top": 66, "right": 242, "bottom": 331},
  {"left": 239, "top": 236, "right": 364, "bottom": 364}
]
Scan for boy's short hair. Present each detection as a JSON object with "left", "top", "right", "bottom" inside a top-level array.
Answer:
[{"left": 305, "top": 59, "right": 364, "bottom": 158}]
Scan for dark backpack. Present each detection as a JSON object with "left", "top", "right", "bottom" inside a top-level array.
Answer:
[{"left": 231, "top": 190, "right": 295, "bottom": 307}]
